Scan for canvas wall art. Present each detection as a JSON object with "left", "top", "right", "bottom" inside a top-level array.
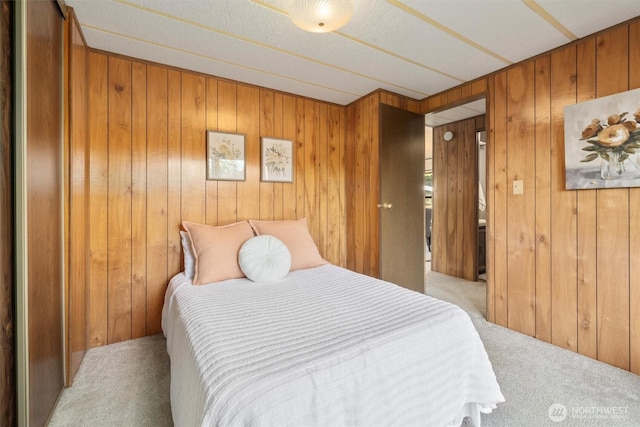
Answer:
[{"left": 564, "top": 89, "right": 640, "bottom": 189}]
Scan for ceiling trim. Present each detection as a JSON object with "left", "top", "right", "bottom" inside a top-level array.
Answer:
[
  {"left": 385, "top": 0, "right": 513, "bottom": 65},
  {"left": 521, "top": 0, "right": 577, "bottom": 41},
  {"left": 112, "top": 0, "right": 431, "bottom": 98}
]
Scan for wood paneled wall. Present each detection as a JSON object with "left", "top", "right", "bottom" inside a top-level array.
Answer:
[
  {"left": 487, "top": 19, "right": 640, "bottom": 373},
  {"left": 431, "top": 116, "right": 483, "bottom": 281},
  {"left": 345, "top": 91, "right": 420, "bottom": 278},
  {"left": 0, "top": 1, "right": 14, "bottom": 425},
  {"left": 26, "top": 0, "right": 64, "bottom": 424},
  {"left": 86, "top": 52, "right": 347, "bottom": 346},
  {"left": 67, "top": 9, "right": 88, "bottom": 384}
]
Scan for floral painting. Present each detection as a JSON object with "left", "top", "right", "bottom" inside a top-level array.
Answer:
[
  {"left": 564, "top": 89, "right": 640, "bottom": 189},
  {"left": 261, "top": 137, "right": 293, "bottom": 182},
  {"left": 207, "top": 131, "right": 245, "bottom": 181}
]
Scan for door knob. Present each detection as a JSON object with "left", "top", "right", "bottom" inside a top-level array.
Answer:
[{"left": 377, "top": 202, "right": 393, "bottom": 209}]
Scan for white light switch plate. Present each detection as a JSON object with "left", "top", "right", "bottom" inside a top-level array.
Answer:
[{"left": 513, "top": 180, "right": 523, "bottom": 195}]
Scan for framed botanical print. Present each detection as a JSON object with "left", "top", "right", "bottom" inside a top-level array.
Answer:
[
  {"left": 207, "top": 130, "right": 246, "bottom": 181},
  {"left": 261, "top": 137, "right": 294, "bottom": 183}
]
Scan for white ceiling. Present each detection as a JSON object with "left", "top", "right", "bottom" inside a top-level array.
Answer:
[{"left": 65, "top": 0, "right": 640, "bottom": 106}]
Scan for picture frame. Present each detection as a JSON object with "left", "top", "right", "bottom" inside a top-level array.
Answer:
[
  {"left": 207, "top": 130, "right": 246, "bottom": 181},
  {"left": 261, "top": 137, "right": 294, "bottom": 183},
  {"left": 564, "top": 88, "right": 640, "bottom": 189}
]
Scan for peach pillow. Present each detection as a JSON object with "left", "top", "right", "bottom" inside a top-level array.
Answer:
[
  {"left": 182, "top": 220, "right": 255, "bottom": 285},
  {"left": 248, "top": 218, "right": 327, "bottom": 271}
]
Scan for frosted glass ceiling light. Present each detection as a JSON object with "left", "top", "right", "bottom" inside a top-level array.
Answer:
[{"left": 289, "top": 0, "right": 354, "bottom": 33}]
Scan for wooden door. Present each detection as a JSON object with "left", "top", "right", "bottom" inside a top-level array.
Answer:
[{"left": 379, "top": 105, "right": 425, "bottom": 293}]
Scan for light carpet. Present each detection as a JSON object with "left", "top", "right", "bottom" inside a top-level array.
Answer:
[{"left": 49, "top": 271, "right": 640, "bottom": 427}]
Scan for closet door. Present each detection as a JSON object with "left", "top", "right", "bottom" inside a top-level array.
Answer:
[{"left": 379, "top": 104, "right": 425, "bottom": 293}]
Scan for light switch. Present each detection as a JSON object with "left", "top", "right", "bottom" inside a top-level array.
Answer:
[{"left": 513, "top": 180, "right": 523, "bottom": 195}]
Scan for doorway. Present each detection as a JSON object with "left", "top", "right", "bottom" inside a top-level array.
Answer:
[{"left": 425, "top": 99, "right": 486, "bottom": 283}]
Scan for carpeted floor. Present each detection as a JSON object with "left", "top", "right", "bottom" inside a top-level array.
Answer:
[{"left": 49, "top": 271, "right": 640, "bottom": 427}]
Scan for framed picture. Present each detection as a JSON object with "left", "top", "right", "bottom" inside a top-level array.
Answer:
[
  {"left": 207, "top": 131, "right": 246, "bottom": 181},
  {"left": 261, "top": 137, "right": 294, "bottom": 183},
  {"left": 564, "top": 88, "right": 640, "bottom": 189}
]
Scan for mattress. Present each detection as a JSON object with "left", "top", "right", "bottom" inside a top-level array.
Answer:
[{"left": 162, "top": 264, "right": 504, "bottom": 427}]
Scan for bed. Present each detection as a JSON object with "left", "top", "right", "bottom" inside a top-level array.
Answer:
[{"left": 162, "top": 219, "right": 504, "bottom": 427}]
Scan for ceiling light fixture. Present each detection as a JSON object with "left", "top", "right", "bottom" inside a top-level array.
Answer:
[{"left": 289, "top": 0, "right": 354, "bottom": 33}]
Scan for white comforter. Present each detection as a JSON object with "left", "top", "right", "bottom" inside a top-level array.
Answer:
[{"left": 162, "top": 264, "right": 504, "bottom": 427}]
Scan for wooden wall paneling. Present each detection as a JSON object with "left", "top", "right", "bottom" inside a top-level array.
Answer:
[
  {"left": 485, "top": 76, "right": 495, "bottom": 323},
  {"left": 369, "top": 95, "right": 380, "bottom": 277},
  {"left": 146, "top": 65, "right": 169, "bottom": 335},
  {"left": 88, "top": 52, "right": 109, "bottom": 347},
  {"left": 84, "top": 51, "right": 348, "bottom": 347},
  {"left": 472, "top": 79, "right": 488, "bottom": 96},
  {"left": 453, "top": 122, "right": 465, "bottom": 278},
  {"left": 318, "top": 103, "right": 328, "bottom": 255},
  {"left": 631, "top": 186, "right": 640, "bottom": 375},
  {"left": 205, "top": 78, "right": 219, "bottom": 225},
  {"left": 273, "top": 93, "right": 285, "bottom": 220},
  {"left": 534, "top": 55, "right": 552, "bottom": 343},
  {"left": 259, "top": 89, "right": 275, "bottom": 220},
  {"left": 447, "top": 87, "right": 461, "bottom": 105},
  {"left": 107, "top": 56, "right": 133, "bottom": 344},
  {"left": 505, "top": 63, "right": 536, "bottom": 337},
  {"left": 380, "top": 91, "right": 399, "bottom": 108},
  {"left": 550, "top": 45, "right": 578, "bottom": 352},
  {"left": 131, "top": 62, "right": 147, "bottom": 339},
  {"left": 461, "top": 118, "right": 477, "bottom": 281},
  {"left": 595, "top": 26, "right": 630, "bottom": 370},
  {"left": 68, "top": 12, "right": 88, "bottom": 382},
  {"left": 352, "top": 99, "right": 365, "bottom": 273},
  {"left": 327, "top": 105, "right": 343, "bottom": 264},
  {"left": 345, "top": 103, "right": 356, "bottom": 271},
  {"left": 304, "top": 100, "right": 320, "bottom": 245},
  {"left": 180, "top": 73, "right": 206, "bottom": 224},
  {"left": 216, "top": 80, "right": 239, "bottom": 224},
  {"left": 445, "top": 124, "right": 458, "bottom": 277},
  {"left": 237, "top": 85, "right": 260, "bottom": 222},
  {"left": 428, "top": 93, "right": 446, "bottom": 112},
  {"left": 295, "top": 98, "right": 306, "bottom": 219},
  {"left": 338, "top": 106, "right": 347, "bottom": 266},
  {"left": 431, "top": 126, "right": 447, "bottom": 274},
  {"left": 282, "top": 95, "right": 298, "bottom": 220},
  {"left": 492, "top": 71, "right": 508, "bottom": 327},
  {"left": 167, "top": 70, "right": 182, "bottom": 277},
  {"left": 629, "top": 20, "right": 640, "bottom": 376},
  {"left": 575, "top": 38, "right": 598, "bottom": 359}
]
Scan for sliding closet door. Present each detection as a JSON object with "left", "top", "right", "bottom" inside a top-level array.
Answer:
[
  {"left": 0, "top": 1, "right": 15, "bottom": 425},
  {"left": 16, "top": 0, "right": 65, "bottom": 425}
]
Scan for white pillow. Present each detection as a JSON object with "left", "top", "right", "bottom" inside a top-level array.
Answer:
[
  {"left": 238, "top": 235, "right": 291, "bottom": 283},
  {"left": 180, "top": 230, "right": 195, "bottom": 280}
]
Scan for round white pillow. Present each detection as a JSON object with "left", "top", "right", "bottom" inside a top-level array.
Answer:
[{"left": 238, "top": 235, "right": 291, "bottom": 283}]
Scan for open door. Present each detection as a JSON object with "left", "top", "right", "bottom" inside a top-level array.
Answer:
[{"left": 379, "top": 105, "right": 425, "bottom": 293}]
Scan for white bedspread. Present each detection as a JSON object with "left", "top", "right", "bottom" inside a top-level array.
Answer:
[{"left": 162, "top": 264, "right": 504, "bottom": 427}]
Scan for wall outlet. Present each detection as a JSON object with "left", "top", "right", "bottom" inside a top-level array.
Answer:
[{"left": 513, "top": 180, "right": 523, "bottom": 195}]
